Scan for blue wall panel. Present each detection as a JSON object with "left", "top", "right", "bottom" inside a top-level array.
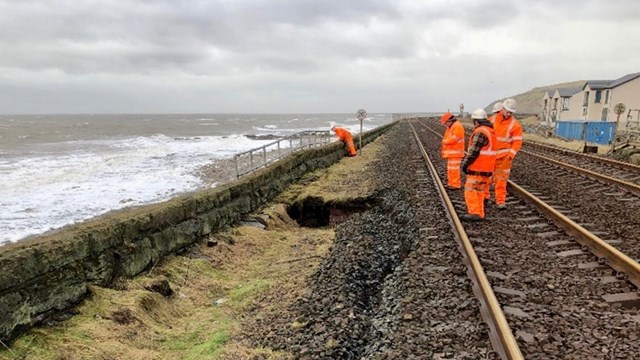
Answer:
[
  {"left": 584, "top": 122, "right": 616, "bottom": 145},
  {"left": 555, "top": 121, "right": 615, "bottom": 145},
  {"left": 555, "top": 121, "right": 585, "bottom": 140}
]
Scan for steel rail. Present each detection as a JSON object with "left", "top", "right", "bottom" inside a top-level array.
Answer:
[
  {"left": 507, "top": 180, "right": 640, "bottom": 288},
  {"left": 525, "top": 140, "right": 640, "bottom": 173},
  {"left": 520, "top": 150, "right": 640, "bottom": 196},
  {"left": 409, "top": 121, "right": 523, "bottom": 360},
  {"left": 414, "top": 119, "right": 640, "bottom": 289}
]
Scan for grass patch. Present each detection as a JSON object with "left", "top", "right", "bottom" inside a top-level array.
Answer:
[
  {"left": 184, "top": 330, "right": 229, "bottom": 360},
  {"left": 0, "top": 215, "right": 333, "bottom": 360}
]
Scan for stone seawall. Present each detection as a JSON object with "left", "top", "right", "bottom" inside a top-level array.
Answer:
[{"left": 0, "top": 123, "right": 395, "bottom": 342}]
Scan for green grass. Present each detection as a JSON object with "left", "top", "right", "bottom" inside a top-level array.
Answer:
[{"left": 184, "top": 331, "right": 230, "bottom": 360}]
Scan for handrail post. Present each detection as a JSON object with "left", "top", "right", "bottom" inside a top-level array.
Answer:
[
  {"left": 234, "top": 154, "right": 240, "bottom": 178},
  {"left": 263, "top": 146, "right": 267, "bottom": 165}
]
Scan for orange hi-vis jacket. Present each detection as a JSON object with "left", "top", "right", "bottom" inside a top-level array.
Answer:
[
  {"left": 491, "top": 112, "right": 523, "bottom": 159},
  {"left": 334, "top": 127, "right": 351, "bottom": 141},
  {"left": 441, "top": 121, "right": 465, "bottom": 159},
  {"left": 333, "top": 127, "right": 357, "bottom": 156},
  {"left": 467, "top": 126, "right": 497, "bottom": 173}
]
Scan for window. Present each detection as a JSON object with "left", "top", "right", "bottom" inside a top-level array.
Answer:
[
  {"left": 601, "top": 108, "right": 609, "bottom": 121},
  {"left": 553, "top": 98, "right": 558, "bottom": 110},
  {"left": 562, "top": 97, "right": 570, "bottom": 111},
  {"left": 605, "top": 90, "right": 609, "bottom": 104},
  {"left": 595, "top": 90, "right": 602, "bottom": 103},
  {"left": 544, "top": 99, "right": 548, "bottom": 109},
  {"left": 583, "top": 91, "right": 590, "bottom": 106},
  {"left": 582, "top": 107, "right": 588, "bottom": 116}
]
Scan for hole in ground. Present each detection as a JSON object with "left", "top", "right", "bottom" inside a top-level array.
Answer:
[{"left": 287, "top": 196, "right": 374, "bottom": 227}]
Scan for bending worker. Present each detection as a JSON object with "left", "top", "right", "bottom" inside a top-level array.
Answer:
[
  {"left": 331, "top": 125, "right": 357, "bottom": 157},
  {"left": 490, "top": 98, "right": 523, "bottom": 209},
  {"left": 460, "top": 109, "right": 497, "bottom": 221},
  {"left": 440, "top": 112, "right": 465, "bottom": 189}
]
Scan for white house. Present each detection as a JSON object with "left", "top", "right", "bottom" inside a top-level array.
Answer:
[
  {"left": 553, "top": 87, "right": 582, "bottom": 124},
  {"left": 605, "top": 72, "right": 640, "bottom": 131},
  {"left": 541, "top": 72, "right": 640, "bottom": 130}
]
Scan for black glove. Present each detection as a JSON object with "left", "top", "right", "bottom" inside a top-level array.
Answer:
[{"left": 461, "top": 161, "right": 469, "bottom": 174}]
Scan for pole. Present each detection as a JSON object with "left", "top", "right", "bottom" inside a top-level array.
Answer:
[
  {"left": 359, "top": 119, "right": 363, "bottom": 155},
  {"left": 611, "top": 112, "right": 621, "bottom": 152}
]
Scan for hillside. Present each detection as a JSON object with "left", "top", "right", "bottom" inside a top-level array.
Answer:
[{"left": 485, "top": 80, "right": 585, "bottom": 115}]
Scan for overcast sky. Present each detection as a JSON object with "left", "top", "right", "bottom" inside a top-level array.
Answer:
[{"left": 0, "top": 0, "right": 638, "bottom": 114}]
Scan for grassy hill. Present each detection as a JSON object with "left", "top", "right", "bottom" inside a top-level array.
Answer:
[{"left": 485, "top": 80, "right": 585, "bottom": 115}]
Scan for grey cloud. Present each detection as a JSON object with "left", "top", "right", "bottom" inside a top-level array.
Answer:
[{"left": 0, "top": 0, "right": 639, "bottom": 113}]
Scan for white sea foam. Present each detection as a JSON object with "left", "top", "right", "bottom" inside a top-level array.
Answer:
[
  {"left": 0, "top": 134, "right": 273, "bottom": 243},
  {"left": 0, "top": 113, "right": 393, "bottom": 244}
]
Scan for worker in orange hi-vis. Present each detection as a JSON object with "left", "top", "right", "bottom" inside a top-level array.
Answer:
[
  {"left": 440, "top": 112, "right": 465, "bottom": 189},
  {"left": 489, "top": 102, "right": 503, "bottom": 124},
  {"left": 490, "top": 98, "right": 523, "bottom": 209},
  {"left": 483, "top": 101, "right": 503, "bottom": 200},
  {"left": 331, "top": 125, "right": 357, "bottom": 157},
  {"left": 460, "top": 109, "right": 497, "bottom": 221}
]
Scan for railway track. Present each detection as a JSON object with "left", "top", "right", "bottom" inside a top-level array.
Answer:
[
  {"left": 408, "top": 121, "right": 522, "bottom": 359},
  {"left": 521, "top": 141, "right": 640, "bottom": 196},
  {"left": 411, "top": 118, "right": 640, "bottom": 359}
]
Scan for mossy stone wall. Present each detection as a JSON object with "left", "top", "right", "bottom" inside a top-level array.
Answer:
[{"left": 0, "top": 123, "right": 395, "bottom": 342}]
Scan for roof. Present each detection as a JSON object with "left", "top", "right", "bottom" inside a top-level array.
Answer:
[
  {"left": 608, "top": 72, "right": 640, "bottom": 88},
  {"left": 557, "top": 87, "right": 582, "bottom": 97},
  {"left": 583, "top": 80, "right": 612, "bottom": 90},
  {"left": 546, "top": 90, "right": 555, "bottom": 97}
]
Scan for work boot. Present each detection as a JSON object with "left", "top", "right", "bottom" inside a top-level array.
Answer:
[
  {"left": 461, "top": 214, "right": 483, "bottom": 222},
  {"left": 496, "top": 204, "right": 506, "bottom": 210}
]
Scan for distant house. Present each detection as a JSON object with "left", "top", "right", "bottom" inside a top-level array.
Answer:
[
  {"left": 541, "top": 90, "right": 555, "bottom": 124},
  {"left": 606, "top": 72, "right": 640, "bottom": 130},
  {"left": 581, "top": 80, "right": 612, "bottom": 121},
  {"left": 552, "top": 87, "right": 582, "bottom": 124},
  {"left": 541, "top": 72, "right": 640, "bottom": 129}
]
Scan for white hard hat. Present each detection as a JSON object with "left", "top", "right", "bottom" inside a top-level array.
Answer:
[
  {"left": 471, "top": 108, "right": 488, "bottom": 120},
  {"left": 492, "top": 102, "right": 503, "bottom": 113},
  {"left": 503, "top": 98, "right": 517, "bottom": 113}
]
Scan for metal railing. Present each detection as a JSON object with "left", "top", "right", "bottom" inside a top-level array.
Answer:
[{"left": 234, "top": 130, "right": 332, "bottom": 178}]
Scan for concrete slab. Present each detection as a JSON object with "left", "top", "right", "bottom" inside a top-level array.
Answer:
[
  {"left": 578, "top": 262, "right": 606, "bottom": 269},
  {"left": 486, "top": 271, "right": 507, "bottom": 280},
  {"left": 537, "top": 231, "right": 560, "bottom": 239},
  {"left": 600, "top": 276, "right": 622, "bottom": 284},
  {"left": 557, "top": 249, "right": 588, "bottom": 257},
  {"left": 494, "top": 287, "right": 526, "bottom": 297},
  {"left": 602, "top": 292, "right": 640, "bottom": 308},
  {"left": 503, "top": 306, "right": 530, "bottom": 318},
  {"left": 546, "top": 239, "right": 573, "bottom": 247}
]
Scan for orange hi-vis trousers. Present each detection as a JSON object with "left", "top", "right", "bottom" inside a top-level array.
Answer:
[
  {"left": 446, "top": 158, "right": 462, "bottom": 188},
  {"left": 465, "top": 174, "right": 492, "bottom": 218},
  {"left": 344, "top": 140, "right": 357, "bottom": 156},
  {"left": 493, "top": 157, "right": 512, "bottom": 205}
]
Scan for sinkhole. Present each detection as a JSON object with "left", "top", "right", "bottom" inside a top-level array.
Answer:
[{"left": 286, "top": 195, "right": 375, "bottom": 228}]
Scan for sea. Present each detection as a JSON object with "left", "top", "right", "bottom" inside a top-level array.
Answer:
[{"left": 0, "top": 113, "right": 400, "bottom": 244}]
